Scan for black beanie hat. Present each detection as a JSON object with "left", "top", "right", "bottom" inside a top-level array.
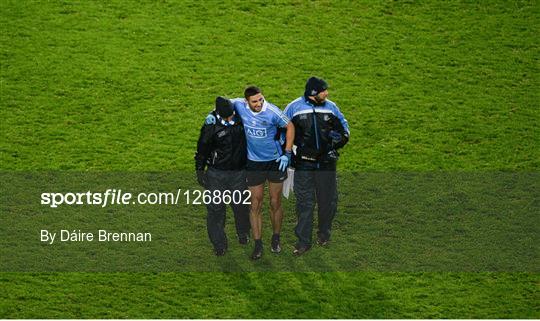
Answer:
[
  {"left": 215, "top": 96, "right": 234, "bottom": 118},
  {"left": 304, "top": 76, "right": 328, "bottom": 96}
]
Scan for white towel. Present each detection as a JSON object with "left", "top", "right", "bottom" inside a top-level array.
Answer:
[{"left": 282, "top": 167, "right": 295, "bottom": 198}]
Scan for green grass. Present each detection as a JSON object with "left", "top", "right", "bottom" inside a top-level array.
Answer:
[
  {"left": 1, "top": 0, "right": 539, "bottom": 318},
  {"left": 2, "top": 0, "right": 538, "bottom": 171},
  {"left": 0, "top": 273, "right": 538, "bottom": 318}
]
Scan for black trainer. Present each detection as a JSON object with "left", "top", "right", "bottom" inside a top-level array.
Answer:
[
  {"left": 214, "top": 248, "right": 226, "bottom": 256},
  {"left": 270, "top": 234, "right": 281, "bottom": 253},
  {"left": 251, "top": 240, "right": 263, "bottom": 260},
  {"left": 238, "top": 234, "right": 249, "bottom": 245},
  {"left": 293, "top": 244, "right": 311, "bottom": 257},
  {"left": 317, "top": 237, "right": 330, "bottom": 246}
]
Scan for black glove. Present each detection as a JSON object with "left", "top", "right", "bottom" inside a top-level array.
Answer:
[
  {"left": 328, "top": 130, "right": 342, "bottom": 143},
  {"left": 196, "top": 170, "right": 207, "bottom": 188}
]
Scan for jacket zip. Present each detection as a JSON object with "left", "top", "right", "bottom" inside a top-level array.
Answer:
[{"left": 311, "top": 106, "right": 320, "bottom": 169}]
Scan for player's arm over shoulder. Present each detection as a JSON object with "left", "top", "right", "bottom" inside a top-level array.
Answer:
[{"left": 230, "top": 98, "right": 244, "bottom": 110}]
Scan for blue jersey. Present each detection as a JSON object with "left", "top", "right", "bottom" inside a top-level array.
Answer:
[{"left": 231, "top": 98, "right": 289, "bottom": 162}]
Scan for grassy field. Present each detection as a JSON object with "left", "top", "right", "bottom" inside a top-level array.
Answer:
[
  {"left": 1, "top": 273, "right": 537, "bottom": 318},
  {"left": 1, "top": 0, "right": 539, "bottom": 318}
]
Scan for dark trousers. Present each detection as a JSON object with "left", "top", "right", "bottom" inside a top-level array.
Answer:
[
  {"left": 205, "top": 168, "right": 250, "bottom": 250},
  {"left": 294, "top": 162, "right": 338, "bottom": 247}
]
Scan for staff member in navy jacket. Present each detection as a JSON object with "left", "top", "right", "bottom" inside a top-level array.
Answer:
[{"left": 284, "top": 77, "right": 350, "bottom": 256}]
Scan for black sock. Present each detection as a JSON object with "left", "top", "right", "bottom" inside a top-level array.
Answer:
[
  {"left": 255, "top": 239, "right": 263, "bottom": 248},
  {"left": 272, "top": 233, "right": 280, "bottom": 241}
]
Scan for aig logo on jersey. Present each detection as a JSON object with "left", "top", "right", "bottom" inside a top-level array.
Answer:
[{"left": 245, "top": 125, "right": 267, "bottom": 138}]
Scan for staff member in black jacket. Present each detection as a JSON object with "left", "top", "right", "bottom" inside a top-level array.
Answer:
[{"left": 194, "top": 96, "right": 251, "bottom": 256}]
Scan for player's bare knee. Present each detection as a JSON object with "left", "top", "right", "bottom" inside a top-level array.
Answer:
[
  {"left": 250, "top": 197, "right": 263, "bottom": 213},
  {"left": 269, "top": 197, "right": 281, "bottom": 213}
]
